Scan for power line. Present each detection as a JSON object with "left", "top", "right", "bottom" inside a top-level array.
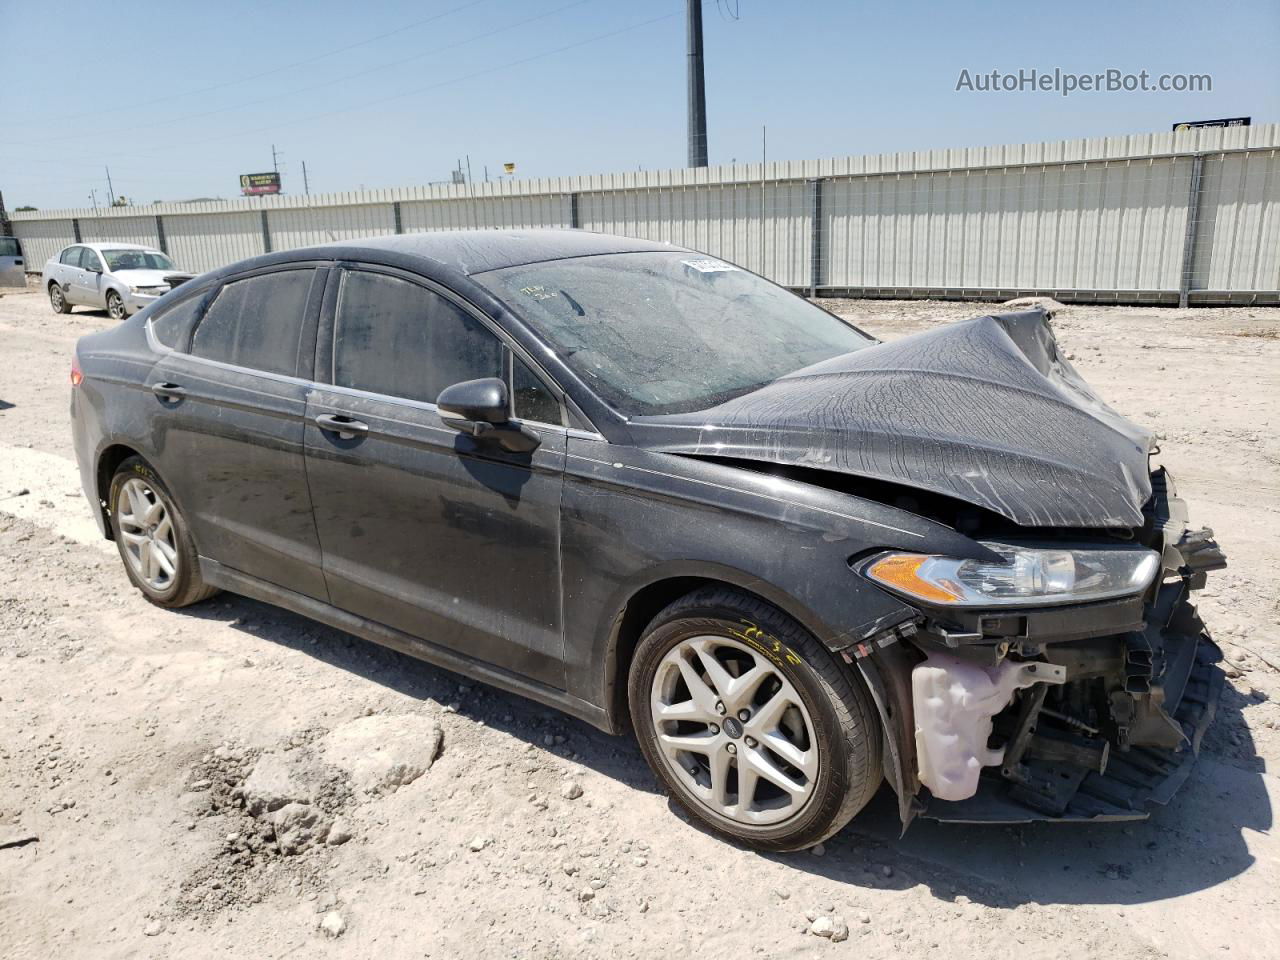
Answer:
[
  {"left": 4, "top": 4, "right": 697, "bottom": 204},
  {"left": 104, "top": 7, "right": 692, "bottom": 159},
  {"left": 23, "top": 0, "right": 494, "bottom": 129},
  {"left": 6, "top": 0, "right": 594, "bottom": 151}
]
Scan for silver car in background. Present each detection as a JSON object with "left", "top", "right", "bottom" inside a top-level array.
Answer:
[
  {"left": 0, "top": 235, "right": 25, "bottom": 288},
  {"left": 42, "top": 242, "right": 193, "bottom": 319}
]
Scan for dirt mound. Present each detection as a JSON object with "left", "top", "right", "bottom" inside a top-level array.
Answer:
[{"left": 171, "top": 732, "right": 355, "bottom": 920}]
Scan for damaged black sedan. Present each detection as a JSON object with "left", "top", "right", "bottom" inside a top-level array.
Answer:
[{"left": 70, "top": 230, "right": 1225, "bottom": 851}]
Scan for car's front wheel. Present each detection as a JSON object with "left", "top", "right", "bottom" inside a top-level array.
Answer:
[
  {"left": 108, "top": 456, "right": 218, "bottom": 608},
  {"left": 49, "top": 283, "right": 71, "bottom": 314},
  {"left": 106, "top": 290, "right": 127, "bottom": 321},
  {"left": 629, "top": 586, "right": 883, "bottom": 851}
]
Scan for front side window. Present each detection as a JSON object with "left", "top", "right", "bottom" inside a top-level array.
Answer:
[
  {"left": 60, "top": 246, "right": 81, "bottom": 265},
  {"left": 333, "top": 270, "right": 502, "bottom": 404},
  {"left": 0, "top": 237, "right": 20, "bottom": 258},
  {"left": 78, "top": 248, "right": 102, "bottom": 271},
  {"left": 512, "top": 357, "right": 562, "bottom": 425},
  {"left": 101, "top": 248, "right": 175, "bottom": 272},
  {"left": 191, "top": 269, "right": 314, "bottom": 376},
  {"left": 475, "top": 251, "right": 876, "bottom": 416}
]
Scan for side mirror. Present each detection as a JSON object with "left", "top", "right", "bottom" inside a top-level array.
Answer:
[{"left": 438, "top": 377, "right": 541, "bottom": 454}]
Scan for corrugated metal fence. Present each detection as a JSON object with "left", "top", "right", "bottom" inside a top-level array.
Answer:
[{"left": 11, "top": 125, "right": 1280, "bottom": 305}]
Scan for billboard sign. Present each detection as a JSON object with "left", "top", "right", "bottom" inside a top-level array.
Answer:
[
  {"left": 1172, "top": 117, "right": 1250, "bottom": 131},
  {"left": 240, "top": 172, "right": 282, "bottom": 196}
]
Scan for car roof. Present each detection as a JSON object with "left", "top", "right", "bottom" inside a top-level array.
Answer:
[
  {"left": 81, "top": 242, "right": 157, "bottom": 251},
  {"left": 306, "top": 229, "right": 685, "bottom": 276}
]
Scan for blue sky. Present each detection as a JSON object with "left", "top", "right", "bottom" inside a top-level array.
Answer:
[{"left": 1, "top": 0, "right": 1277, "bottom": 209}]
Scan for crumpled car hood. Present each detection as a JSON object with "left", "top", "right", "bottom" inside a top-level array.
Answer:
[{"left": 633, "top": 309, "right": 1155, "bottom": 528}]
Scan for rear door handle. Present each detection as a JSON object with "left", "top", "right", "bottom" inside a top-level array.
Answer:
[
  {"left": 150, "top": 381, "right": 186, "bottom": 402},
  {"left": 315, "top": 413, "right": 369, "bottom": 440}
]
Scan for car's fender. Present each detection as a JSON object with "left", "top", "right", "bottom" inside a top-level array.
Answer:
[{"left": 558, "top": 439, "right": 989, "bottom": 730}]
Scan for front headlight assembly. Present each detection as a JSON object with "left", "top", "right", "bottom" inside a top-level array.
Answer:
[{"left": 861, "top": 543, "right": 1160, "bottom": 607}]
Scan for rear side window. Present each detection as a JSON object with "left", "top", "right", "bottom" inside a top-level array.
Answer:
[
  {"left": 191, "top": 269, "right": 314, "bottom": 376},
  {"left": 334, "top": 270, "right": 502, "bottom": 404},
  {"left": 59, "top": 246, "right": 81, "bottom": 265},
  {"left": 0, "top": 237, "right": 20, "bottom": 257},
  {"left": 150, "top": 294, "right": 207, "bottom": 351},
  {"left": 512, "top": 357, "right": 563, "bottom": 425}
]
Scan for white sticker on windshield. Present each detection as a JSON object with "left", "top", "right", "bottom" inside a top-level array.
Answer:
[{"left": 681, "top": 258, "right": 739, "bottom": 273}]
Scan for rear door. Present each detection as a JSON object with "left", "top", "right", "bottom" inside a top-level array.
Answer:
[
  {"left": 0, "top": 236, "right": 24, "bottom": 288},
  {"left": 55, "top": 246, "right": 86, "bottom": 303},
  {"left": 147, "top": 263, "right": 329, "bottom": 600},
  {"left": 302, "top": 264, "right": 568, "bottom": 687}
]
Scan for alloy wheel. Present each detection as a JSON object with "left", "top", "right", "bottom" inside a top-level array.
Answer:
[
  {"left": 649, "top": 634, "right": 818, "bottom": 825},
  {"left": 116, "top": 477, "right": 179, "bottom": 591},
  {"left": 108, "top": 293, "right": 126, "bottom": 320},
  {"left": 50, "top": 286, "right": 64, "bottom": 311}
]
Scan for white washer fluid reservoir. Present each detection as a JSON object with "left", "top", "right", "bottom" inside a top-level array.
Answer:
[{"left": 912, "top": 651, "right": 1066, "bottom": 802}]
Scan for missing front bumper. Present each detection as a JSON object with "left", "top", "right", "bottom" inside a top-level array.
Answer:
[{"left": 921, "top": 641, "right": 1221, "bottom": 823}]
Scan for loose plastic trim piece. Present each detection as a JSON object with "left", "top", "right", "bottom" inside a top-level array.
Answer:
[{"left": 912, "top": 651, "right": 1066, "bottom": 802}]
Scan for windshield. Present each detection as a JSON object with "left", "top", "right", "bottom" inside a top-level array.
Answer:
[
  {"left": 476, "top": 251, "right": 875, "bottom": 415},
  {"left": 101, "top": 248, "right": 175, "bottom": 272}
]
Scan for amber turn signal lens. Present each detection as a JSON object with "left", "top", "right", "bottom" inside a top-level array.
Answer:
[
  {"left": 865, "top": 554, "right": 963, "bottom": 604},
  {"left": 70, "top": 361, "right": 84, "bottom": 387}
]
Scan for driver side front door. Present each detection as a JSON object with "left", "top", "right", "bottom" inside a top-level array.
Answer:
[{"left": 302, "top": 265, "right": 568, "bottom": 689}]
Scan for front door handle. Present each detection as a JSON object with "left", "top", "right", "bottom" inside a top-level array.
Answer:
[
  {"left": 315, "top": 413, "right": 369, "bottom": 440},
  {"left": 150, "top": 381, "right": 186, "bottom": 402}
]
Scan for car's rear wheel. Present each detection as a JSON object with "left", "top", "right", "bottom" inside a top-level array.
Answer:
[
  {"left": 49, "top": 283, "right": 71, "bottom": 314},
  {"left": 629, "top": 586, "right": 882, "bottom": 851},
  {"left": 106, "top": 290, "right": 127, "bottom": 321},
  {"left": 108, "top": 456, "right": 218, "bottom": 608}
]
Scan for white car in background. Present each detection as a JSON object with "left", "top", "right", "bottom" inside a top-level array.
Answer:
[{"left": 42, "top": 242, "right": 193, "bottom": 319}]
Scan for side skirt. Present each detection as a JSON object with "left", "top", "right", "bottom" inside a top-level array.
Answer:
[{"left": 199, "top": 557, "right": 613, "bottom": 733}]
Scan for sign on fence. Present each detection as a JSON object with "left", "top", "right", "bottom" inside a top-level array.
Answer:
[
  {"left": 240, "top": 172, "right": 282, "bottom": 196},
  {"left": 1173, "top": 117, "right": 1250, "bottom": 131}
]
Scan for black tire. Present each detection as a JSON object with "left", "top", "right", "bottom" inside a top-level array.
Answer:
[
  {"left": 108, "top": 456, "right": 218, "bottom": 608},
  {"left": 629, "top": 586, "right": 882, "bottom": 852},
  {"left": 49, "top": 283, "right": 71, "bottom": 314},
  {"left": 106, "top": 290, "right": 127, "bottom": 321}
]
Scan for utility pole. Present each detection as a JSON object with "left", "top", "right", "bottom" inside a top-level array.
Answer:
[
  {"left": 686, "top": 0, "right": 708, "bottom": 167},
  {"left": 89, "top": 189, "right": 99, "bottom": 213},
  {"left": 302, "top": 160, "right": 310, "bottom": 196},
  {"left": 104, "top": 166, "right": 116, "bottom": 205}
]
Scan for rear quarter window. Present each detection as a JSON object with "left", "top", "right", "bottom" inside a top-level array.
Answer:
[
  {"left": 190, "top": 269, "right": 315, "bottom": 376},
  {"left": 149, "top": 293, "right": 208, "bottom": 351}
]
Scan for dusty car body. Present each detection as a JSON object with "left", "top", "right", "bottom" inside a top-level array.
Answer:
[
  {"left": 43, "top": 241, "right": 193, "bottom": 319},
  {"left": 69, "top": 230, "right": 1225, "bottom": 848}
]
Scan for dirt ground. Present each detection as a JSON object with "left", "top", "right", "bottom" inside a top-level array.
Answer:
[{"left": 1, "top": 286, "right": 1277, "bottom": 959}]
